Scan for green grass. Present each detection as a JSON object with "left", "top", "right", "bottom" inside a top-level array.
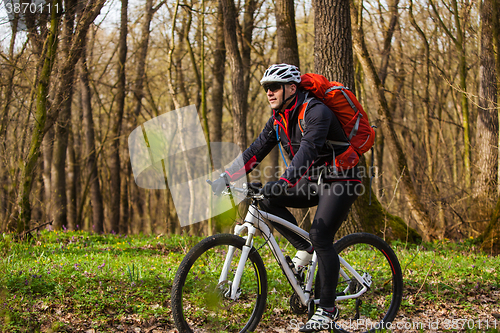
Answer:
[
  {"left": 0, "top": 230, "right": 202, "bottom": 332},
  {"left": 0, "top": 231, "right": 499, "bottom": 332}
]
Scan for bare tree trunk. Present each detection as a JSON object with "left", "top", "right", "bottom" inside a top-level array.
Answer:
[
  {"left": 0, "top": 14, "right": 19, "bottom": 140},
  {"left": 120, "top": 167, "right": 130, "bottom": 234},
  {"left": 429, "top": 0, "right": 471, "bottom": 190},
  {"left": 482, "top": 0, "right": 500, "bottom": 252},
  {"left": 131, "top": 0, "right": 161, "bottom": 120},
  {"left": 128, "top": 0, "right": 165, "bottom": 234},
  {"left": 351, "top": 0, "right": 435, "bottom": 241},
  {"left": 221, "top": 0, "right": 249, "bottom": 150},
  {"left": 66, "top": 129, "right": 77, "bottom": 230},
  {"left": 496, "top": 0, "right": 500, "bottom": 196},
  {"left": 51, "top": 0, "right": 79, "bottom": 231},
  {"left": 51, "top": 121, "right": 70, "bottom": 231},
  {"left": 241, "top": 0, "right": 257, "bottom": 95},
  {"left": 42, "top": 128, "right": 53, "bottom": 223},
  {"left": 109, "top": 0, "right": 128, "bottom": 234},
  {"left": 409, "top": 0, "right": 447, "bottom": 238},
  {"left": 373, "top": 0, "right": 398, "bottom": 206},
  {"left": 378, "top": 0, "right": 399, "bottom": 85},
  {"left": 32, "top": 174, "right": 44, "bottom": 224},
  {"left": 210, "top": 1, "right": 225, "bottom": 170},
  {"left": 80, "top": 42, "right": 104, "bottom": 233},
  {"left": 166, "top": 0, "right": 199, "bottom": 229},
  {"left": 473, "top": 0, "right": 498, "bottom": 206},
  {"left": 43, "top": 0, "right": 107, "bottom": 134},
  {"left": 17, "top": 0, "right": 62, "bottom": 233}
]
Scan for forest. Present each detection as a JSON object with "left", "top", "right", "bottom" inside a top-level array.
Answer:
[{"left": 0, "top": 0, "right": 499, "bottom": 254}]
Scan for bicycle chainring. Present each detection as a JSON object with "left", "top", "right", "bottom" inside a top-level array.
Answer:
[{"left": 289, "top": 292, "right": 308, "bottom": 314}]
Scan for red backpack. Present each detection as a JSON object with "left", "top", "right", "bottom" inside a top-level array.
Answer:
[{"left": 298, "top": 73, "right": 375, "bottom": 172}]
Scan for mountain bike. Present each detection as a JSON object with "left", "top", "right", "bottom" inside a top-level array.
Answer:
[{"left": 171, "top": 182, "right": 403, "bottom": 333}]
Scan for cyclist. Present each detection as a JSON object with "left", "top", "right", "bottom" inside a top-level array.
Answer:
[{"left": 211, "top": 63, "right": 361, "bottom": 332}]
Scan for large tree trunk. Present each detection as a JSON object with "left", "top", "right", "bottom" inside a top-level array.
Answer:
[
  {"left": 350, "top": 0, "right": 435, "bottom": 241},
  {"left": 313, "top": 0, "right": 417, "bottom": 241},
  {"left": 109, "top": 0, "right": 128, "bottom": 234},
  {"left": 314, "top": 0, "right": 355, "bottom": 88},
  {"left": 473, "top": 0, "right": 498, "bottom": 208},
  {"left": 481, "top": 0, "right": 500, "bottom": 253},
  {"left": 275, "top": 0, "right": 300, "bottom": 67},
  {"left": 80, "top": 42, "right": 104, "bottom": 233}
]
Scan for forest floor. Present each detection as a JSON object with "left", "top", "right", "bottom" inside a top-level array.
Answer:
[{"left": 0, "top": 230, "right": 499, "bottom": 333}]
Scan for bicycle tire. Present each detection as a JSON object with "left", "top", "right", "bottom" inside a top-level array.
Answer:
[
  {"left": 171, "top": 233, "right": 268, "bottom": 333},
  {"left": 330, "top": 233, "right": 403, "bottom": 333}
]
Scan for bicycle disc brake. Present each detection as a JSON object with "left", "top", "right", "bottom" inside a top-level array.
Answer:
[
  {"left": 216, "top": 280, "right": 232, "bottom": 298},
  {"left": 348, "top": 279, "right": 361, "bottom": 294}
]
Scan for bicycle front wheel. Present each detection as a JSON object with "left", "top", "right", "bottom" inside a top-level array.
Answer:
[
  {"left": 332, "top": 233, "right": 403, "bottom": 333},
  {"left": 171, "top": 233, "right": 268, "bottom": 333}
]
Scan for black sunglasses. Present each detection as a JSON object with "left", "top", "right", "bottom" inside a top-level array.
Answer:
[{"left": 263, "top": 83, "right": 283, "bottom": 93}]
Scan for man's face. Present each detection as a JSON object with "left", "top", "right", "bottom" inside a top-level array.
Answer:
[{"left": 264, "top": 83, "right": 296, "bottom": 110}]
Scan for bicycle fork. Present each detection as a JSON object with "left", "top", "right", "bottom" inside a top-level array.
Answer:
[{"left": 218, "top": 224, "right": 256, "bottom": 300}]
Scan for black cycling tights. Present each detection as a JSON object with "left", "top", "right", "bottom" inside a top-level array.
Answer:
[{"left": 259, "top": 178, "right": 361, "bottom": 308}]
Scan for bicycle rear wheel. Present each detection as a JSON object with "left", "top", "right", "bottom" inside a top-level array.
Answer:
[
  {"left": 171, "top": 233, "right": 268, "bottom": 333},
  {"left": 332, "top": 233, "right": 403, "bottom": 333}
]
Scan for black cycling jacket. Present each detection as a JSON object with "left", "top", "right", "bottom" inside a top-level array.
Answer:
[{"left": 225, "top": 89, "right": 360, "bottom": 187}]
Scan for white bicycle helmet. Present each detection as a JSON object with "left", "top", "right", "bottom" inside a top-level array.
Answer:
[{"left": 260, "top": 64, "right": 301, "bottom": 85}]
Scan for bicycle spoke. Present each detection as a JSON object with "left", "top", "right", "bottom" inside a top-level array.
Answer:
[
  {"left": 172, "top": 234, "right": 267, "bottom": 333},
  {"left": 332, "top": 233, "right": 403, "bottom": 333}
]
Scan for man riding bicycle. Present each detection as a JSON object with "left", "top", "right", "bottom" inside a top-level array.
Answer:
[{"left": 211, "top": 64, "right": 361, "bottom": 332}]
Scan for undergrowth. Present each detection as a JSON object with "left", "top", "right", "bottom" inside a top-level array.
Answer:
[{"left": 0, "top": 231, "right": 498, "bottom": 332}]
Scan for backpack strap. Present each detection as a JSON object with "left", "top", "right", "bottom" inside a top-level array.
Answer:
[
  {"left": 344, "top": 112, "right": 363, "bottom": 141},
  {"left": 325, "top": 140, "right": 350, "bottom": 176},
  {"left": 298, "top": 92, "right": 313, "bottom": 135},
  {"left": 325, "top": 86, "right": 358, "bottom": 112},
  {"left": 325, "top": 86, "right": 362, "bottom": 140}
]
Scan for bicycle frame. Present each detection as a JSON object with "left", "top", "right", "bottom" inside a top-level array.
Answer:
[{"left": 218, "top": 202, "right": 372, "bottom": 306}]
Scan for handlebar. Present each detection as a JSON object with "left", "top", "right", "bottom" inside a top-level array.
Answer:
[{"left": 206, "top": 180, "right": 265, "bottom": 200}]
